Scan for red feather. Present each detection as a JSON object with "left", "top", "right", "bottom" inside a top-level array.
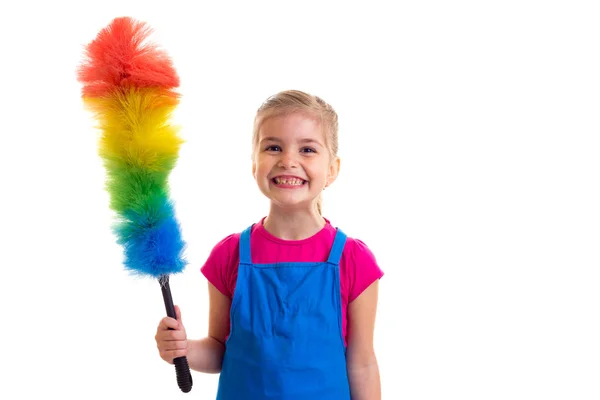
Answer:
[{"left": 77, "top": 16, "right": 179, "bottom": 98}]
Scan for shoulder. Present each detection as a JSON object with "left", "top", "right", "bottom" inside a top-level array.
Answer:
[
  {"left": 205, "top": 232, "right": 241, "bottom": 261},
  {"left": 336, "top": 227, "right": 379, "bottom": 266},
  {"left": 335, "top": 227, "right": 384, "bottom": 302},
  {"left": 343, "top": 235, "right": 377, "bottom": 260},
  {"left": 341, "top": 234, "right": 381, "bottom": 279},
  {"left": 200, "top": 230, "right": 244, "bottom": 298},
  {"left": 212, "top": 231, "right": 241, "bottom": 252}
]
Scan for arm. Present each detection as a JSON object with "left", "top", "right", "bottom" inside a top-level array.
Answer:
[
  {"left": 186, "top": 282, "right": 231, "bottom": 373},
  {"left": 156, "top": 283, "right": 230, "bottom": 374},
  {"left": 346, "top": 280, "right": 381, "bottom": 400}
]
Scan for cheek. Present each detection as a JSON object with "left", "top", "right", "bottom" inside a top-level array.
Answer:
[
  {"left": 255, "top": 160, "right": 272, "bottom": 175},
  {"left": 307, "top": 164, "right": 330, "bottom": 181}
]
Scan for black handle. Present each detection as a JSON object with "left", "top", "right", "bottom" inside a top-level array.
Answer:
[{"left": 159, "top": 275, "right": 193, "bottom": 393}]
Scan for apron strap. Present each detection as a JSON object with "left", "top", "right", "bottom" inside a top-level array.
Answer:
[
  {"left": 239, "top": 225, "right": 253, "bottom": 265},
  {"left": 327, "top": 228, "right": 347, "bottom": 265}
]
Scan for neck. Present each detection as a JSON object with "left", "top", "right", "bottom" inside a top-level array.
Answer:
[{"left": 263, "top": 206, "right": 326, "bottom": 241}]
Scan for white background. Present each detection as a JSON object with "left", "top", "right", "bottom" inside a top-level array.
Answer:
[{"left": 1, "top": 1, "right": 599, "bottom": 399}]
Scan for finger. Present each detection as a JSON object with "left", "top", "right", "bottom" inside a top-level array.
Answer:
[
  {"left": 157, "top": 339, "right": 188, "bottom": 352},
  {"left": 166, "top": 339, "right": 188, "bottom": 350},
  {"left": 160, "top": 348, "right": 187, "bottom": 363},
  {"left": 158, "top": 316, "right": 179, "bottom": 330},
  {"left": 156, "top": 330, "right": 187, "bottom": 342}
]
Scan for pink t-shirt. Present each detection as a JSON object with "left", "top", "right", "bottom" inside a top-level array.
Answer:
[{"left": 200, "top": 217, "right": 384, "bottom": 346}]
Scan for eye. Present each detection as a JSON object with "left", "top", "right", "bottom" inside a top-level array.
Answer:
[
  {"left": 301, "top": 147, "right": 316, "bottom": 153},
  {"left": 265, "top": 145, "right": 281, "bottom": 152}
]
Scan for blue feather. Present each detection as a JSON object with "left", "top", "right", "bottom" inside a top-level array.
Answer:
[{"left": 115, "top": 200, "right": 187, "bottom": 278}]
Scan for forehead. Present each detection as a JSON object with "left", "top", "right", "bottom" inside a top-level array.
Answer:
[{"left": 259, "top": 112, "right": 325, "bottom": 142}]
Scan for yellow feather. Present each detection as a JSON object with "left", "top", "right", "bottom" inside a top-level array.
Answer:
[{"left": 82, "top": 88, "right": 183, "bottom": 171}]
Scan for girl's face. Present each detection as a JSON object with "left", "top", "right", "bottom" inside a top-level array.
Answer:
[{"left": 252, "top": 112, "right": 339, "bottom": 212}]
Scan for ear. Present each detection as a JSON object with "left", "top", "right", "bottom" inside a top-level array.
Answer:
[
  {"left": 326, "top": 157, "right": 340, "bottom": 187},
  {"left": 252, "top": 160, "right": 257, "bottom": 179}
]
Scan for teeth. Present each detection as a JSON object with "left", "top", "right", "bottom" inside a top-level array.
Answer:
[{"left": 274, "top": 177, "right": 304, "bottom": 185}]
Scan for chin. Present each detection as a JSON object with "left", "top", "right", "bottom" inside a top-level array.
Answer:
[{"left": 272, "top": 196, "right": 319, "bottom": 209}]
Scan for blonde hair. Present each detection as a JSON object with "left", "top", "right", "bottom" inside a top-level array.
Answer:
[{"left": 252, "top": 90, "right": 339, "bottom": 215}]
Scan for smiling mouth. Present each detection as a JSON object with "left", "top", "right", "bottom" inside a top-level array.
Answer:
[{"left": 272, "top": 177, "right": 307, "bottom": 186}]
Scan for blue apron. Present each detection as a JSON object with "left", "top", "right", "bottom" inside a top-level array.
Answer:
[{"left": 216, "top": 224, "right": 351, "bottom": 400}]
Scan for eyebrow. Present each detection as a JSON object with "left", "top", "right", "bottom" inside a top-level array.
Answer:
[{"left": 260, "top": 137, "right": 324, "bottom": 147}]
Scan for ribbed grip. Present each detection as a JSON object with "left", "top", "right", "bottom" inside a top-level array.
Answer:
[
  {"left": 174, "top": 356, "right": 193, "bottom": 393},
  {"left": 159, "top": 275, "right": 193, "bottom": 393}
]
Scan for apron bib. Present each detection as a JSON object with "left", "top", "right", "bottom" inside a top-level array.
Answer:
[{"left": 216, "top": 224, "right": 351, "bottom": 399}]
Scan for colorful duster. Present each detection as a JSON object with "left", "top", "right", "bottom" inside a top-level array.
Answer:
[{"left": 77, "top": 17, "right": 192, "bottom": 393}]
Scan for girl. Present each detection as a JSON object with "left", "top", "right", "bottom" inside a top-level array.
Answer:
[{"left": 155, "top": 90, "right": 384, "bottom": 399}]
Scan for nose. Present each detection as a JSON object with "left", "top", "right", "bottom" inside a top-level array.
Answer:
[{"left": 277, "top": 151, "right": 298, "bottom": 169}]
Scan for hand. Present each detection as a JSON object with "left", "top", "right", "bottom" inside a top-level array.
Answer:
[{"left": 155, "top": 305, "right": 188, "bottom": 364}]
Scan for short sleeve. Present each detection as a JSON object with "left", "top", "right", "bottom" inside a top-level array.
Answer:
[
  {"left": 200, "top": 233, "right": 240, "bottom": 299},
  {"left": 346, "top": 238, "right": 384, "bottom": 302}
]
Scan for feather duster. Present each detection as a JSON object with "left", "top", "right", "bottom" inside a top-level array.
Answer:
[{"left": 77, "top": 16, "right": 192, "bottom": 393}]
